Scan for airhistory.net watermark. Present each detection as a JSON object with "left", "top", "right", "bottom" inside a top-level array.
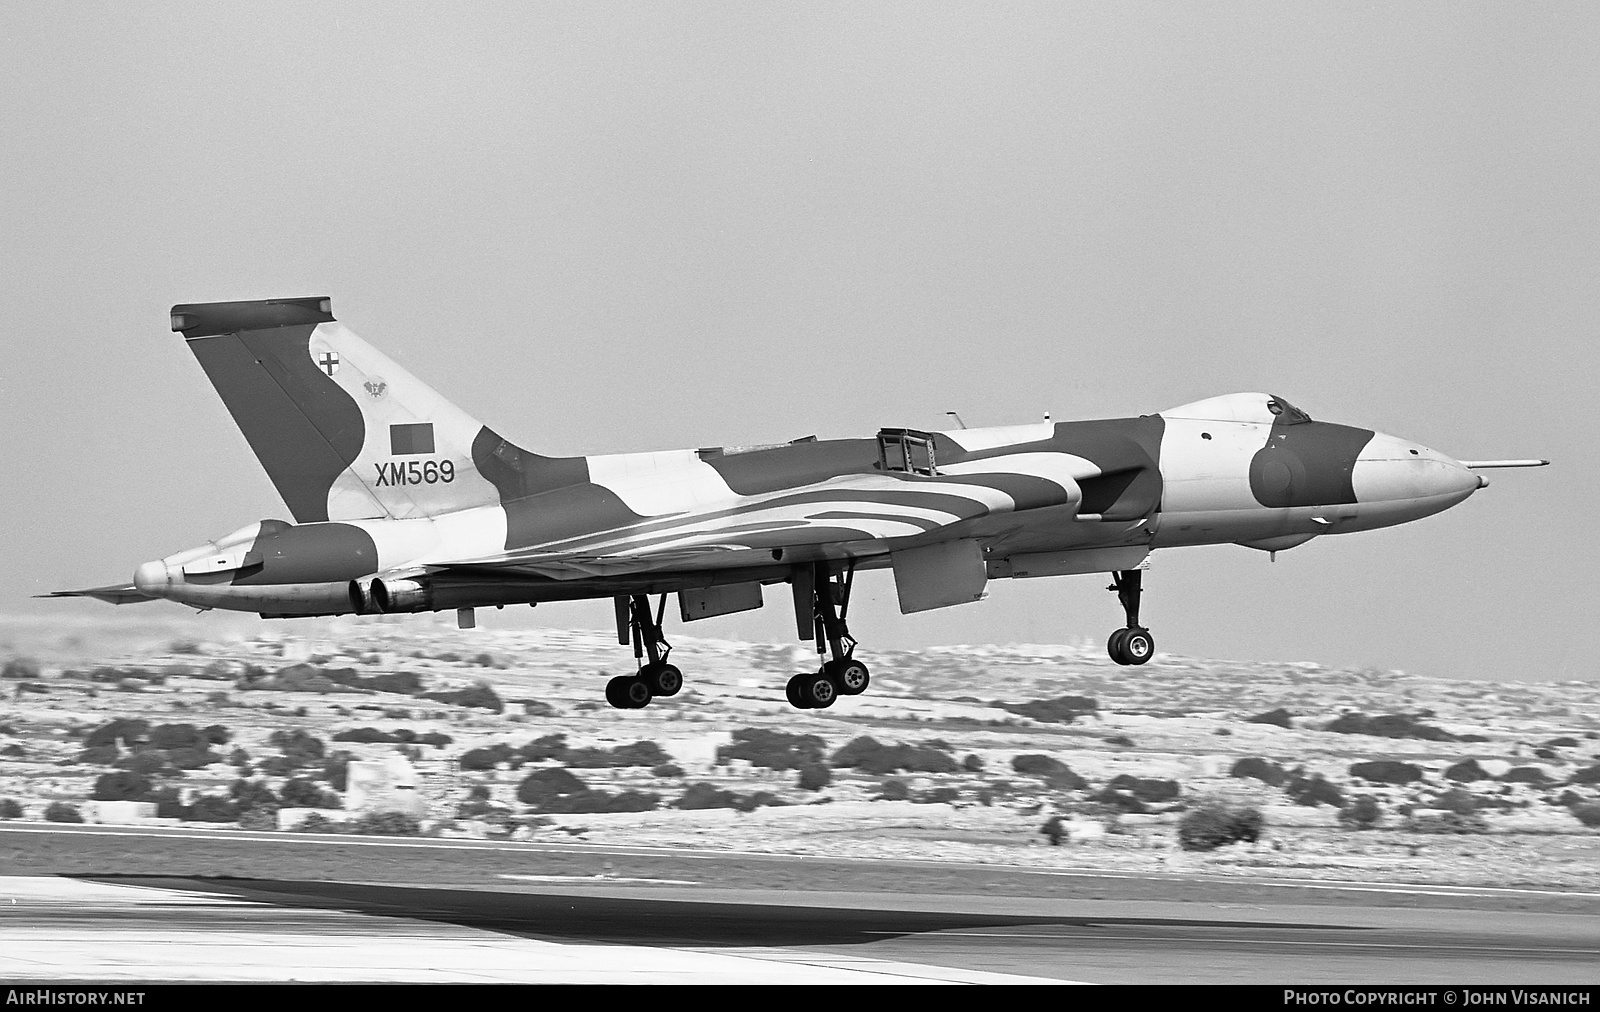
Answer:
[{"left": 5, "top": 993, "right": 145, "bottom": 1006}]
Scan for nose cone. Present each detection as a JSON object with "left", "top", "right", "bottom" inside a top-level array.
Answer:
[
  {"left": 1353, "top": 433, "right": 1480, "bottom": 506},
  {"left": 133, "top": 559, "right": 171, "bottom": 596}
]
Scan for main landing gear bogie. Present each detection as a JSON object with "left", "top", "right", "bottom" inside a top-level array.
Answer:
[
  {"left": 785, "top": 562, "right": 874, "bottom": 710},
  {"left": 1107, "top": 568, "right": 1156, "bottom": 667},
  {"left": 606, "top": 594, "right": 683, "bottom": 709}
]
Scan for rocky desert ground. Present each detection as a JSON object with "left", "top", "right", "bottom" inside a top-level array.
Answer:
[{"left": 3, "top": 612, "right": 1598, "bottom": 890}]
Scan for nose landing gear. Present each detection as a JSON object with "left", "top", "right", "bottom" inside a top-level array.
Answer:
[{"left": 1107, "top": 569, "right": 1155, "bottom": 666}]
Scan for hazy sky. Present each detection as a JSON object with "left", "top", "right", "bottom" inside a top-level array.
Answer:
[{"left": 3, "top": 3, "right": 1596, "bottom": 682}]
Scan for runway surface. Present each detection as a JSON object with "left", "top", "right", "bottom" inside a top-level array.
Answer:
[{"left": 2, "top": 826, "right": 1598, "bottom": 984}]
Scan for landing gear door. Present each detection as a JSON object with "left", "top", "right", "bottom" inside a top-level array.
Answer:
[
  {"left": 891, "top": 539, "right": 987, "bottom": 614},
  {"left": 679, "top": 582, "right": 764, "bottom": 623}
]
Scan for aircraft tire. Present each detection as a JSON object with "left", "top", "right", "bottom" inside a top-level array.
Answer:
[
  {"left": 622, "top": 676, "right": 654, "bottom": 709},
  {"left": 605, "top": 675, "right": 632, "bottom": 709},
  {"left": 1123, "top": 628, "right": 1155, "bottom": 665},
  {"left": 645, "top": 662, "right": 683, "bottom": 697},
  {"left": 800, "top": 671, "right": 838, "bottom": 709},
  {"left": 785, "top": 673, "right": 812, "bottom": 709},
  {"left": 831, "top": 659, "right": 870, "bottom": 695},
  {"left": 1108, "top": 628, "right": 1131, "bottom": 665}
]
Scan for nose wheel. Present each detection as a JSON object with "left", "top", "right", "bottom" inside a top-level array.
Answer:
[
  {"left": 1108, "top": 626, "right": 1155, "bottom": 665},
  {"left": 1107, "top": 569, "right": 1156, "bottom": 666}
]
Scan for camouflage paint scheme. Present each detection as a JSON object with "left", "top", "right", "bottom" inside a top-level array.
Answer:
[{"left": 60, "top": 298, "right": 1514, "bottom": 632}]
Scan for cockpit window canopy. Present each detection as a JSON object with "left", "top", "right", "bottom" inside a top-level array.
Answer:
[
  {"left": 1160, "top": 392, "right": 1316, "bottom": 425},
  {"left": 1266, "top": 396, "right": 1312, "bottom": 425}
]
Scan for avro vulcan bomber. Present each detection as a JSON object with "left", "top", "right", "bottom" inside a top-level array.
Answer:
[{"left": 52, "top": 298, "right": 1547, "bottom": 710}]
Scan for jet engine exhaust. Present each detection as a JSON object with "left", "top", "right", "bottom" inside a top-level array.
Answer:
[{"left": 349, "top": 577, "right": 434, "bottom": 615}]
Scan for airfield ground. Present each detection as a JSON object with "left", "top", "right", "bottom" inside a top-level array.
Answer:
[{"left": 2, "top": 616, "right": 1598, "bottom": 892}]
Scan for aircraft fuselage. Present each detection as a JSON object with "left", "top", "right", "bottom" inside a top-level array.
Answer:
[
  {"left": 128, "top": 393, "right": 1483, "bottom": 618},
  {"left": 53, "top": 297, "right": 1537, "bottom": 707}
]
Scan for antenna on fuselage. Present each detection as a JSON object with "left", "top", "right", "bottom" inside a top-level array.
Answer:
[{"left": 945, "top": 411, "right": 967, "bottom": 429}]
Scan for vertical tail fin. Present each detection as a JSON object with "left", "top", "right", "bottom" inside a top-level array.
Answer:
[{"left": 171, "top": 297, "right": 579, "bottom": 522}]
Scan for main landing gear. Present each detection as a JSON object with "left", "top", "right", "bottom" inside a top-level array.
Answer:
[
  {"left": 605, "top": 594, "right": 684, "bottom": 709},
  {"left": 787, "top": 562, "right": 871, "bottom": 709},
  {"left": 1107, "top": 569, "right": 1155, "bottom": 666}
]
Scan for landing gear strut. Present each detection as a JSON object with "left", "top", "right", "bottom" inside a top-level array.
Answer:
[
  {"left": 605, "top": 594, "right": 683, "bottom": 709},
  {"left": 787, "top": 562, "right": 870, "bottom": 709},
  {"left": 1107, "top": 569, "right": 1155, "bottom": 666}
]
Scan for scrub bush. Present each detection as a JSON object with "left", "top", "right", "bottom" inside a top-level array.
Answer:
[
  {"left": 518, "top": 734, "right": 568, "bottom": 762},
  {"left": 1230, "top": 757, "right": 1287, "bottom": 786},
  {"left": 1285, "top": 774, "right": 1344, "bottom": 807},
  {"left": 238, "top": 808, "right": 278, "bottom": 831},
  {"left": 419, "top": 683, "right": 503, "bottom": 712},
  {"left": 185, "top": 795, "right": 239, "bottom": 822},
  {"left": 296, "top": 812, "right": 335, "bottom": 833},
  {"left": 1409, "top": 811, "right": 1488, "bottom": 834},
  {"left": 267, "top": 729, "right": 326, "bottom": 766},
  {"left": 279, "top": 778, "right": 340, "bottom": 809},
  {"left": 1178, "top": 802, "right": 1264, "bottom": 851},
  {"left": 44, "top": 802, "right": 83, "bottom": 823},
  {"left": 91, "top": 771, "right": 152, "bottom": 801},
  {"left": 516, "top": 768, "right": 589, "bottom": 806},
  {"left": 1246, "top": 708, "right": 1294, "bottom": 728},
  {"left": 1338, "top": 795, "right": 1383, "bottom": 830},
  {"left": 83, "top": 718, "right": 150, "bottom": 749},
  {"left": 1432, "top": 789, "right": 1480, "bottom": 815},
  {"left": 673, "top": 783, "right": 779, "bottom": 812},
  {"left": 1325, "top": 712, "right": 1458, "bottom": 742},
  {"left": 875, "top": 778, "right": 910, "bottom": 801},
  {"left": 1010, "top": 754, "right": 1087, "bottom": 791},
  {"left": 351, "top": 812, "right": 422, "bottom": 836},
  {"left": 797, "top": 764, "right": 831, "bottom": 791},
  {"left": 833, "top": 736, "right": 958, "bottom": 774},
  {"left": 1445, "top": 759, "right": 1491, "bottom": 783},
  {"left": 1349, "top": 760, "right": 1423, "bottom": 785},
  {"left": 76, "top": 744, "right": 119, "bottom": 765},
  {"left": 719, "top": 728, "right": 827, "bottom": 770},
  {"left": 460, "top": 744, "right": 517, "bottom": 770},
  {"left": 1570, "top": 803, "right": 1600, "bottom": 828},
  {"left": 332, "top": 727, "right": 402, "bottom": 743},
  {"left": 995, "top": 695, "right": 1098, "bottom": 723}
]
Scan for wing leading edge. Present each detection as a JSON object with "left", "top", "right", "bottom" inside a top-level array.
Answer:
[{"left": 431, "top": 452, "right": 1105, "bottom": 580}]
